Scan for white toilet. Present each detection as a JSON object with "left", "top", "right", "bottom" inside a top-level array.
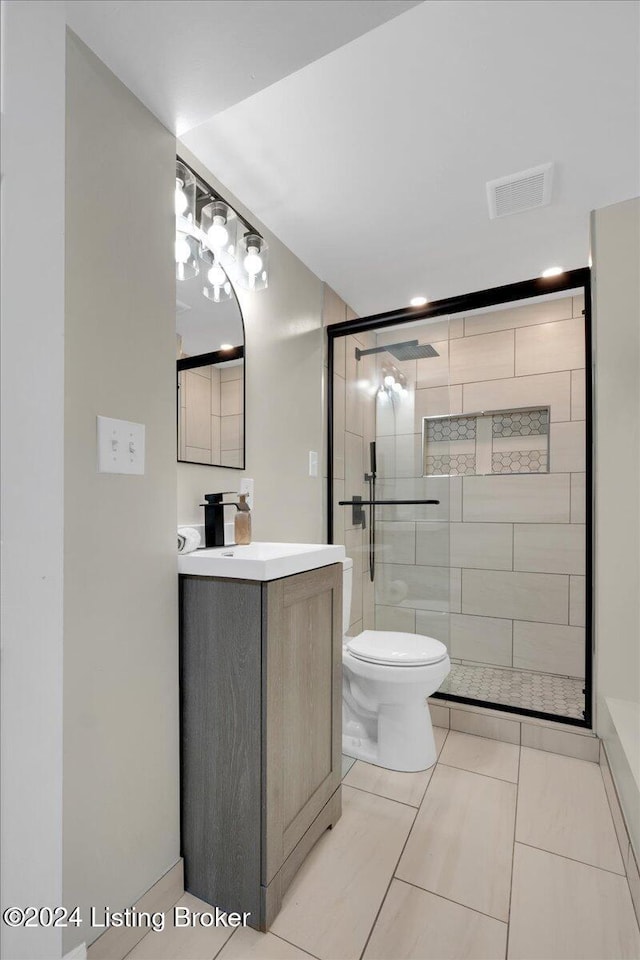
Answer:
[{"left": 342, "top": 558, "right": 450, "bottom": 772}]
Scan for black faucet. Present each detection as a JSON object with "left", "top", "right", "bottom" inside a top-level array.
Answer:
[{"left": 200, "top": 492, "right": 238, "bottom": 548}]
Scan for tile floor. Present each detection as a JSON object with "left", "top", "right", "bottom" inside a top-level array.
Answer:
[
  {"left": 440, "top": 663, "right": 585, "bottom": 719},
  {"left": 126, "top": 730, "right": 639, "bottom": 960}
]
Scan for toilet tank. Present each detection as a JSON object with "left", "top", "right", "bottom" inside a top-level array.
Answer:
[{"left": 341, "top": 558, "right": 353, "bottom": 635}]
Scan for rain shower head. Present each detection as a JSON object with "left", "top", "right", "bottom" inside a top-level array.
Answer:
[
  {"left": 355, "top": 340, "right": 440, "bottom": 362},
  {"left": 386, "top": 341, "right": 439, "bottom": 361}
]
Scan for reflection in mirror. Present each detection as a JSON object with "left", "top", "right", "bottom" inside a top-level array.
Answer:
[{"left": 176, "top": 264, "right": 245, "bottom": 468}]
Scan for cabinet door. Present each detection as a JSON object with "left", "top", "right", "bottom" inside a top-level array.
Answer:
[{"left": 263, "top": 564, "right": 342, "bottom": 883}]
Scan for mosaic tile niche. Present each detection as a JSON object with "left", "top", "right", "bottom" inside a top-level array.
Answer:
[{"left": 423, "top": 408, "right": 549, "bottom": 477}]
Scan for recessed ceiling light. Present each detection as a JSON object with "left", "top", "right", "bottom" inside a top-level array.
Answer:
[
  {"left": 219, "top": 343, "right": 233, "bottom": 350},
  {"left": 541, "top": 266, "right": 564, "bottom": 278},
  {"left": 410, "top": 296, "right": 428, "bottom": 307}
]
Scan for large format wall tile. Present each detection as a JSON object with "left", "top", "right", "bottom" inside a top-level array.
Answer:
[
  {"left": 463, "top": 371, "right": 571, "bottom": 422},
  {"left": 571, "top": 368, "right": 586, "bottom": 420},
  {"left": 376, "top": 563, "right": 460, "bottom": 613},
  {"left": 377, "top": 521, "right": 416, "bottom": 565},
  {"left": 375, "top": 604, "right": 416, "bottom": 633},
  {"left": 515, "top": 317, "right": 585, "bottom": 376},
  {"left": 463, "top": 474, "right": 570, "bottom": 523},
  {"left": 463, "top": 297, "right": 573, "bottom": 337},
  {"left": 396, "top": 764, "right": 516, "bottom": 920},
  {"left": 450, "top": 613, "right": 512, "bottom": 666},
  {"left": 416, "top": 341, "right": 450, "bottom": 388},
  {"left": 415, "top": 384, "right": 463, "bottom": 421},
  {"left": 570, "top": 575, "right": 586, "bottom": 627},
  {"left": 416, "top": 609, "right": 450, "bottom": 643},
  {"left": 550, "top": 421, "right": 585, "bottom": 472},
  {"left": 377, "top": 434, "right": 422, "bottom": 479},
  {"left": 450, "top": 330, "right": 515, "bottom": 385},
  {"left": 415, "top": 521, "right": 450, "bottom": 566},
  {"left": 450, "top": 522, "right": 513, "bottom": 570},
  {"left": 571, "top": 472, "right": 586, "bottom": 523},
  {"left": 514, "top": 523, "right": 585, "bottom": 574},
  {"left": 516, "top": 748, "right": 625, "bottom": 874},
  {"left": 513, "top": 621, "right": 585, "bottom": 677},
  {"left": 462, "top": 569, "right": 569, "bottom": 623},
  {"left": 333, "top": 374, "right": 345, "bottom": 479}
]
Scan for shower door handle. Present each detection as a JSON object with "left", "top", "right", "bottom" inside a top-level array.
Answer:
[{"left": 338, "top": 499, "right": 440, "bottom": 506}]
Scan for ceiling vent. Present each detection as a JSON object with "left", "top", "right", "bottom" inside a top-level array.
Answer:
[{"left": 486, "top": 162, "right": 554, "bottom": 219}]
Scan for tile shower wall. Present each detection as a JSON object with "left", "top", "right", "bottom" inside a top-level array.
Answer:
[
  {"left": 178, "top": 364, "right": 243, "bottom": 465},
  {"left": 374, "top": 295, "right": 586, "bottom": 681},
  {"left": 324, "top": 285, "right": 376, "bottom": 634}
]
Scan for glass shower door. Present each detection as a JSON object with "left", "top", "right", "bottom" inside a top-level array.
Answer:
[{"left": 332, "top": 319, "right": 452, "bottom": 642}]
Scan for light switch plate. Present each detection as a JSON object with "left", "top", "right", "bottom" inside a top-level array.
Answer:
[
  {"left": 97, "top": 416, "right": 145, "bottom": 475},
  {"left": 308, "top": 450, "right": 319, "bottom": 477}
]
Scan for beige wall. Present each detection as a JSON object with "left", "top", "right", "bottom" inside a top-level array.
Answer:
[
  {"left": 176, "top": 145, "right": 325, "bottom": 543},
  {"left": 64, "top": 34, "right": 179, "bottom": 950},
  {"left": 592, "top": 197, "right": 640, "bottom": 854}
]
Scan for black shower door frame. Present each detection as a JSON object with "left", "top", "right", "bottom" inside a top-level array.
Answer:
[{"left": 327, "top": 269, "right": 593, "bottom": 729}]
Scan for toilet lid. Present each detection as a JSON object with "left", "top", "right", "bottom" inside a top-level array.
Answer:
[{"left": 346, "top": 630, "right": 448, "bottom": 666}]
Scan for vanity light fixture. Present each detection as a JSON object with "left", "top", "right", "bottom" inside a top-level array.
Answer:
[
  {"left": 541, "top": 266, "right": 564, "bottom": 278},
  {"left": 175, "top": 231, "right": 200, "bottom": 282},
  {"left": 235, "top": 232, "right": 269, "bottom": 292},
  {"left": 175, "top": 160, "right": 196, "bottom": 222},
  {"left": 200, "top": 200, "right": 237, "bottom": 268},
  {"left": 174, "top": 156, "right": 269, "bottom": 298},
  {"left": 200, "top": 247, "right": 232, "bottom": 303},
  {"left": 410, "top": 296, "right": 428, "bottom": 307}
]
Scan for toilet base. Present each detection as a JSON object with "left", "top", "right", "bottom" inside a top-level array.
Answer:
[{"left": 342, "top": 699, "right": 438, "bottom": 773}]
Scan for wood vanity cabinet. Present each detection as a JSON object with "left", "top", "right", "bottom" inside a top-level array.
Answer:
[{"left": 179, "top": 563, "right": 342, "bottom": 930}]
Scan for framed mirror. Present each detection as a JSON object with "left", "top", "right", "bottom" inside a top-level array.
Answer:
[
  {"left": 176, "top": 163, "right": 246, "bottom": 469},
  {"left": 177, "top": 278, "right": 245, "bottom": 468}
]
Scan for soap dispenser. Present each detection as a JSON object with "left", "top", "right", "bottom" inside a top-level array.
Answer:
[{"left": 234, "top": 493, "right": 252, "bottom": 545}]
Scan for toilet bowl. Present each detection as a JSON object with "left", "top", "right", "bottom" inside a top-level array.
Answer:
[{"left": 342, "top": 558, "right": 450, "bottom": 772}]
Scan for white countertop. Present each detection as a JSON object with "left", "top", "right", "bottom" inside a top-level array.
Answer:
[{"left": 178, "top": 541, "right": 346, "bottom": 581}]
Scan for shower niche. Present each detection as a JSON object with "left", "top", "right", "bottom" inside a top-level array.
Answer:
[{"left": 423, "top": 407, "right": 550, "bottom": 477}]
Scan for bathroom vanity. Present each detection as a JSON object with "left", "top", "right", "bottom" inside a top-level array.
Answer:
[{"left": 178, "top": 543, "right": 344, "bottom": 930}]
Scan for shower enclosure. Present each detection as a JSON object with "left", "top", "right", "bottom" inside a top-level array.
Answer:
[{"left": 328, "top": 271, "right": 592, "bottom": 726}]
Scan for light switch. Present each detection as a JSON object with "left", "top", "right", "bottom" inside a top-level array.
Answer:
[
  {"left": 308, "top": 451, "right": 319, "bottom": 477},
  {"left": 97, "top": 416, "right": 145, "bottom": 475}
]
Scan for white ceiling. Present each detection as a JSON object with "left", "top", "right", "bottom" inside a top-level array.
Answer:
[
  {"left": 65, "top": 0, "right": 420, "bottom": 134},
  {"left": 68, "top": 0, "right": 640, "bottom": 317}
]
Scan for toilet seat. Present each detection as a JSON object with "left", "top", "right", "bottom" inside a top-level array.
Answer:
[{"left": 345, "top": 630, "right": 448, "bottom": 667}]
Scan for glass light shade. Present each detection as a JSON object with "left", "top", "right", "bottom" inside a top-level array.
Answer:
[
  {"left": 175, "top": 160, "right": 196, "bottom": 223},
  {"left": 200, "top": 200, "right": 237, "bottom": 268},
  {"left": 200, "top": 247, "right": 232, "bottom": 303},
  {"left": 235, "top": 232, "right": 269, "bottom": 291},
  {"left": 175, "top": 231, "right": 199, "bottom": 281}
]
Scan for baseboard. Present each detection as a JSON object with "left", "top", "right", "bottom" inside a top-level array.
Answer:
[
  {"left": 63, "top": 944, "right": 87, "bottom": 960},
  {"left": 86, "top": 859, "right": 183, "bottom": 960}
]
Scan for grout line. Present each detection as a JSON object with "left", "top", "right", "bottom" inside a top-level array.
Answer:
[
  {"left": 393, "top": 876, "right": 509, "bottom": 926},
  {"left": 505, "top": 742, "right": 522, "bottom": 957},
  {"left": 357, "top": 803, "right": 420, "bottom": 960},
  {"left": 513, "top": 840, "right": 627, "bottom": 879},
  {"left": 269, "top": 932, "right": 323, "bottom": 959},
  {"left": 436, "top": 758, "right": 519, "bottom": 787},
  {"left": 341, "top": 780, "right": 424, "bottom": 811}
]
